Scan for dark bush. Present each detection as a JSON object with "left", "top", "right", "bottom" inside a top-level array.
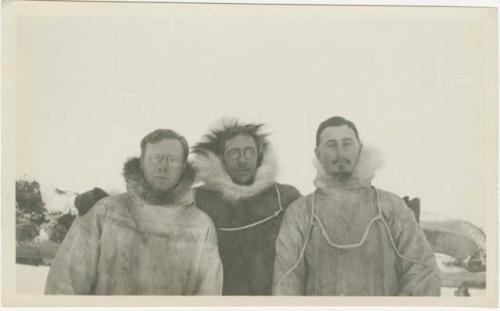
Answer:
[
  {"left": 16, "top": 180, "right": 46, "bottom": 215},
  {"left": 16, "top": 222, "right": 39, "bottom": 241}
]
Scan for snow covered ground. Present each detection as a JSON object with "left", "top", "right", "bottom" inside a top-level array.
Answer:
[
  {"left": 16, "top": 264, "right": 50, "bottom": 294},
  {"left": 16, "top": 263, "right": 485, "bottom": 296},
  {"left": 441, "top": 287, "right": 485, "bottom": 296}
]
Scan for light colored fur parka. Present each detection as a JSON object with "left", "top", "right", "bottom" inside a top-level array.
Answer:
[
  {"left": 272, "top": 147, "right": 441, "bottom": 296},
  {"left": 45, "top": 158, "right": 223, "bottom": 295}
]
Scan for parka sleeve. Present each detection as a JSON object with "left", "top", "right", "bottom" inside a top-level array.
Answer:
[
  {"left": 272, "top": 197, "right": 310, "bottom": 295},
  {"left": 195, "top": 221, "right": 223, "bottom": 295},
  {"left": 44, "top": 201, "right": 104, "bottom": 295},
  {"left": 279, "top": 184, "right": 302, "bottom": 209},
  {"left": 389, "top": 197, "right": 441, "bottom": 296}
]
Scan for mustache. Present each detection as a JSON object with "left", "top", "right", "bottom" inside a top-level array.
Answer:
[{"left": 332, "top": 157, "right": 352, "bottom": 165}]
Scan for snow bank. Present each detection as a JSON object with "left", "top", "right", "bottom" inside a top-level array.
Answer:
[
  {"left": 16, "top": 264, "right": 50, "bottom": 294},
  {"left": 39, "top": 185, "right": 78, "bottom": 215}
]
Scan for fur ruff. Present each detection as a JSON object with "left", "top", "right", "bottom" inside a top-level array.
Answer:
[
  {"left": 191, "top": 147, "right": 277, "bottom": 203},
  {"left": 123, "top": 157, "right": 195, "bottom": 206},
  {"left": 191, "top": 118, "right": 277, "bottom": 202},
  {"left": 313, "top": 144, "right": 384, "bottom": 190}
]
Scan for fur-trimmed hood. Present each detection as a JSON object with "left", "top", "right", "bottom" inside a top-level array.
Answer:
[
  {"left": 313, "top": 144, "right": 383, "bottom": 190},
  {"left": 123, "top": 157, "right": 195, "bottom": 206},
  {"left": 191, "top": 119, "right": 277, "bottom": 202}
]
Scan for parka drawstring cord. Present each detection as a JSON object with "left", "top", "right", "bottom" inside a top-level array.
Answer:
[
  {"left": 194, "top": 184, "right": 284, "bottom": 232},
  {"left": 274, "top": 196, "right": 315, "bottom": 292},
  {"left": 275, "top": 186, "right": 432, "bottom": 292}
]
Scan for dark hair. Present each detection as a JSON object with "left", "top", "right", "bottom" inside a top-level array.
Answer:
[
  {"left": 192, "top": 120, "right": 268, "bottom": 166},
  {"left": 218, "top": 126, "right": 265, "bottom": 155},
  {"left": 316, "top": 116, "right": 360, "bottom": 147},
  {"left": 140, "top": 129, "right": 189, "bottom": 161}
]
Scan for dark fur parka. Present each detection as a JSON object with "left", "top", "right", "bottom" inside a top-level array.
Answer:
[{"left": 191, "top": 120, "right": 301, "bottom": 295}]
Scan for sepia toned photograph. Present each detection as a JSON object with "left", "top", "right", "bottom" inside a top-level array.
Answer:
[{"left": 1, "top": 0, "right": 498, "bottom": 308}]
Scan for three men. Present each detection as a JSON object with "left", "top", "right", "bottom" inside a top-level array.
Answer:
[
  {"left": 47, "top": 117, "right": 441, "bottom": 296},
  {"left": 45, "top": 129, "right": 222, "bottom": 295},
  {"left": 191, "top": 120, "right": 301, "bottom": 295},
  {"left": 272, "top": 116, "right": 440, "bottom": 295}
]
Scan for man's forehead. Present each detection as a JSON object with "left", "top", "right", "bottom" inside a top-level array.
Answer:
[
  {"left": 145, "top": 139, "right": 183, "bottom": 153},
  {"left": 320, "top": 125, "right": 357, "bottom": 142},
  {"left": 225, "top": 134, "right": 257, "bottom": 149}
]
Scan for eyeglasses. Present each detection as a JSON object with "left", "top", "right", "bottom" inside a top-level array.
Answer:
[
  {"left": 146, "top": 154, "right": 182, "bottom": 166},
  {"left": 226, "top": 147, "right": 257, "bottom": 160}
]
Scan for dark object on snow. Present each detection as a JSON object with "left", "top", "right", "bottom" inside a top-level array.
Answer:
[
  {"left": 74, "top": 187, "right": 109, "bottom": 216},
  {"left": 440, "top": 270, "right": 486, "bottom": 291},
  {"left": 403, "top": 196, "right": 420, "bottom": 222},
  {"left": 49, "top": 223, "right": 70, "bottom": 243},
  {"left": 48, "top": 213, "right": 78, "bottom": 243},
  {"left": 455, "top": 285, "right": 471, "bottom": 296},
  {"left": 58, "top": 213, "right": 76, "bottom": 228}
]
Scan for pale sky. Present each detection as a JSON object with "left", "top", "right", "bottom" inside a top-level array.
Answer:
[{"left": 14, "top": 2, "right": 496, "bottom": 228}]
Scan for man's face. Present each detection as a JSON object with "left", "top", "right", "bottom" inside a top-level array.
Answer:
[
  {"left": 223, "top": 134, "right": 259, "bottom": 185},
  {"left": 315, "top": 125, "right": 362, "bottom": 180},
  {"left": 141, "top": 139, "right": 186, "bottom": 194}
]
